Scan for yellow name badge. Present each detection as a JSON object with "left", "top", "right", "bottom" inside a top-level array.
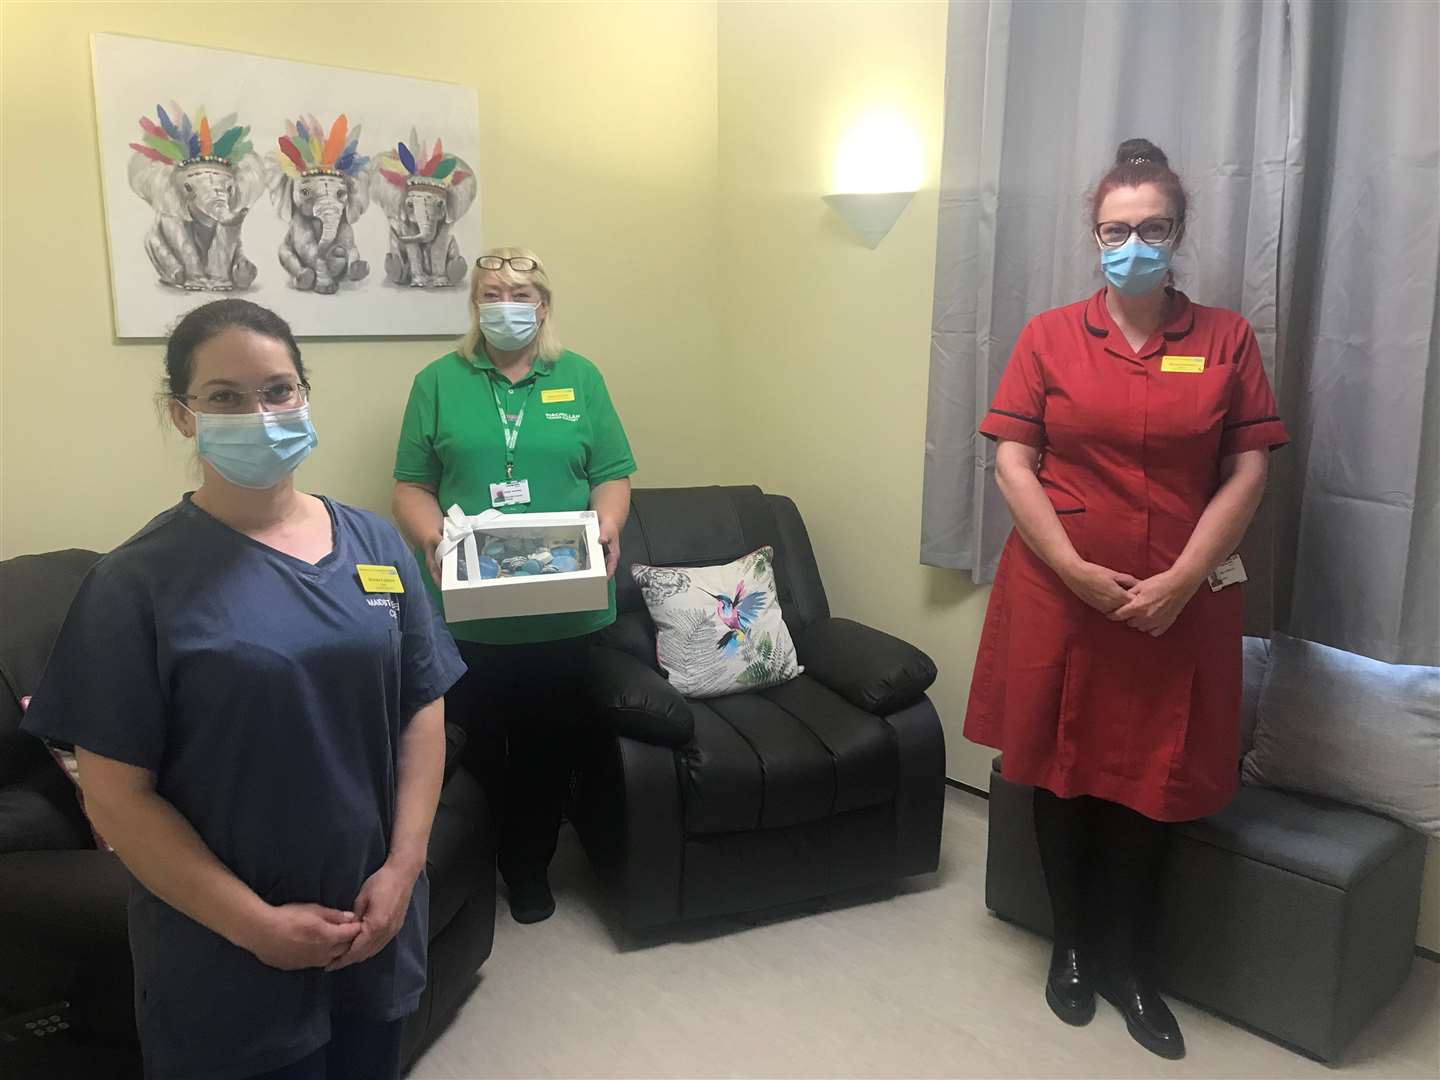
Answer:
[
  {"left": 356, "top": 564, "right": 405, "bottom": 594},
  {"left": 1161, "top": 355, "right": 1206, "bottom": 373},
  {"left": 541, "top": 388, "right": 576, "bottom": 404}
]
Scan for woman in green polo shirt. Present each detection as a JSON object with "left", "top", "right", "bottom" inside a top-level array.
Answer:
[{"left": 392, "top": 247, "right": 635, "bottom": 923}]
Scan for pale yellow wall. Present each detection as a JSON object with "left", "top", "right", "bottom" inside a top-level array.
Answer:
[
  {"left": 716, "top": 0, "right": 995, "bottom": 790},
  {"left": 1, "top": 0, "right": 723, "bottom": 557}
]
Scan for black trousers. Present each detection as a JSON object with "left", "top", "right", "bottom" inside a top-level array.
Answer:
[
  {"left": 1032, "top": 787, "right": 1171, "bottom": 977},
  {"left": 450, "top": 634, "right": 593, "bottom": 884},
  {"left": 245, "top": 1016, "right": 403, "bottom": 1080}
]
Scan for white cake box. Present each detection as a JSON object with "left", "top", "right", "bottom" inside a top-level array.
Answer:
[{"left": 438, "top": 505, "right": 607, "bottom": 622}]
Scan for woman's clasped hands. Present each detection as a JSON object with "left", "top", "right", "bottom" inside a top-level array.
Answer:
[
  {"left": 1061, "top": 560, "right": 1202, "bottom": 637},
  {"left": 1107, "top": 568, "right": 1203, "bottom": 637}
]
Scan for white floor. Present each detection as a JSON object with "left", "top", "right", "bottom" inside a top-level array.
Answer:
[{"left": 412, "top": 788, "right": 1440, "bottom": 1080}]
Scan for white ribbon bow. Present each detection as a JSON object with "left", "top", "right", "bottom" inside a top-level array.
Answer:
[{"left": 437, "top": 505, "right": 506, "bottom": 580}]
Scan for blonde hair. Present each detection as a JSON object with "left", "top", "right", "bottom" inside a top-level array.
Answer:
[{"left": 459, "top": 245, "right": 563, "bottom": 364}]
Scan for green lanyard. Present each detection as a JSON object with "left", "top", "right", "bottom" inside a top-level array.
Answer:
[{"left": 490, "top": 377, "right": 535, "bottom": 480}]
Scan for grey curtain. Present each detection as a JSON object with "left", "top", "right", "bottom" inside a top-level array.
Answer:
[
  {"left": 921, "top": 0, "right": 1439, "bottom": 665},
  {"left": 1274, "top": 2, "right": 1439, "bottom": 665}
]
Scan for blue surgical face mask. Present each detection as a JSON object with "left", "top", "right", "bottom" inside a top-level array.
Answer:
[
  {"left": 191, "top": 403, "right": 318, "bottom": 489},
  {"left": 476, "top": 302, "right": 540, "bottom": 352},
  {"left": 1100, "top": 236, "right": 1173, "bottom": 295}
]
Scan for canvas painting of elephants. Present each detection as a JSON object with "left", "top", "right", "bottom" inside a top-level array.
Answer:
[{"left": 92, "top": 33, "right": 481, "bottom": 338}]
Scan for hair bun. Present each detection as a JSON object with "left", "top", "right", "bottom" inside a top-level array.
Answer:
[{"left": 1116, "top": 138, "right": 1168, "bottom": 168}]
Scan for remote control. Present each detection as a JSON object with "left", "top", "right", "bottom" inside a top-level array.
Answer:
[{"left": 0, "top": 1001, "right": 72, "bottom": 1043}]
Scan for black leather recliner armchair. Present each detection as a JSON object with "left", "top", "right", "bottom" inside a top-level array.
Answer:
[
  {"left": 573, "top": 486, "right": 946, "bottom": 930},
  {"left": 0, "top": 549, "right": 496, "bottom": 1079}
]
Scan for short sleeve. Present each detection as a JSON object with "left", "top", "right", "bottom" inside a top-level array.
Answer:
[
  {"left": 18, "top": 562, "right": 167, "bottom": 771},
  {"left": 979, "top": 320, "right": 1048, "bottom": 448},
  {"left": 1221, "top": 326, "right": 1290, "bottom": 456},
  {"left": 583, "top": 365, "right": 637, "bottom": 486},
  {"left": 392, "top": 532, "right": 466, "bottom": 715},
  {"left": 393, "top": 370, "right": 442, "bottom": 486}
]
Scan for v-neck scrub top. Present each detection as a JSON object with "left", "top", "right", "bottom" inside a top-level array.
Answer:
[
  {"left": 393, "top": 349, "right": 637, "bottom": 645},
  {"left": 20, "top": 495, "right": 466, "bottom": 1080},
  {"left": 964, "top": 289, "right": 1289, "bottom": 822}
]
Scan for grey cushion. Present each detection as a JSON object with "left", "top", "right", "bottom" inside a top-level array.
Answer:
[
  {"left": 1240, "top": 635, "right": 1271, "bottom": 757},
  {"left": 1177, "top": 785, "right": 1416, "bottom": 889},
  {"left": 1242, "top": 633, "right": 1440, "bottom": 836}
]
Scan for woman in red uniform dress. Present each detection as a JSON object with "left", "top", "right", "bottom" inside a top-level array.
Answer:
[{"left": 965, "top": 140, "right": 1288, "bottom": 1058}]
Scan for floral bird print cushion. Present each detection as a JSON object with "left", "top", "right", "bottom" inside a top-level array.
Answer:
[{"left": 630, "top": 546, "right": 803, "bottom": 698}]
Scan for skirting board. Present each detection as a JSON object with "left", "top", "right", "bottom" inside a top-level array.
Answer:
[{"left": 945, "top": 777, "right": 988, "bottom": 800}]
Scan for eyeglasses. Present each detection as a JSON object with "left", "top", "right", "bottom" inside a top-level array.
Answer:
[
  {"left": 1094, "top": 217, "right": 1177, "bottom": 248},
  {"left": 176, "top": 380, "right": 310, "bottom": 414},
  {"left": 475, "top": 255, "right": 538, "bottom": 272}
]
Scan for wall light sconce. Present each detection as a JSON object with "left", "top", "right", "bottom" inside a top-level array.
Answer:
[
  {"left": 824, "top": 109, "right": 922, "bottom": 249},
  {"left": 822, "top": 192, "right": 917, "bottom": 249}
]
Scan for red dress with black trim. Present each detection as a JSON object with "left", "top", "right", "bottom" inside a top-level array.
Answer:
[{"left": 964, "top": 288, "right": 1288, "bottom": 821}]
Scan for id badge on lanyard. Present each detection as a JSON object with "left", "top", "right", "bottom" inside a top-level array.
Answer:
[
  {"left": 491, "top": 379, "right": 534, "bottom": 508},
  {"left": 490, "top": 478, "right": 532, "bottom": 507}
]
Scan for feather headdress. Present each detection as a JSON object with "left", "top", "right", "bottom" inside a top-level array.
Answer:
[
  {"left": 130, "top": 102, "right": 252, "bottom": 168},
  {"left": 272, "top": 114, "right": 369, "bottom": 179},
  {"left": 377, "top": 130, "right": 471, "bottom": 190}
]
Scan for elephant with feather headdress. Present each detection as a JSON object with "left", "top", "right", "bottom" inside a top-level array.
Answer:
[
  {"left": 128, "top": 104, "right": 265, "bottom": 291},
  {"left": 268, "top": 115, "right": 373, "bottom": 295},
  {"left": 371, "top": 131, "right": 477, "bottom": 288}
]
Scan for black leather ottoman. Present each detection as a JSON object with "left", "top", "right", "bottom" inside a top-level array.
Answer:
[{"left": 985, "top": 756, "right": 1427, "bottom": 1061}]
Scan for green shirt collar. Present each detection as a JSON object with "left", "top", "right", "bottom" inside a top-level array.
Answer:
[{"left": 463, "top": 348, "right": 551, "bottom": 384}]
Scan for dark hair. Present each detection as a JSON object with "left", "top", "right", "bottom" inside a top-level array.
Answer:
[
  {"left": 1090, "top": 138, "right": 1189, "bottom": 243},
  {"left": 164, "top": 300, "right": 306, "bottom": 398}
]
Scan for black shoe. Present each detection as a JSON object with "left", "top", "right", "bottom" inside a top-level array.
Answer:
[
  {"left": 1044, "top": 945, "right": 1096, "bottom": 1026},
  {"left": 1098, "top": 971, "right": 1185, "bottom": 1059},
  {"left": 507, "top": 876, "right": 555, "bottom": 924}
]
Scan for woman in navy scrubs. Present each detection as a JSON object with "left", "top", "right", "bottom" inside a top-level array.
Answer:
[{"left": 21, "top": 300, "right": 465, "bottom": 1080}]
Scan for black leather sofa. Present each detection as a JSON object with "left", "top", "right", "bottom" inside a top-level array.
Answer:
[
  {"left": 573, "top": 486, "right": 946, "bottom": 930},
  {"left": 0, "top": 549, "right": 495, "bottom": 1079}
]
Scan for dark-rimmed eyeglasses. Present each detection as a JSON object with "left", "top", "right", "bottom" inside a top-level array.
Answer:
[
  {"left": 174, "top": 380, "right": 310, "bottom": 414},
  {"left": 475, "top": 255, "right": 538, "bottom": 272},
  {"left": 1094, "top": 217, "right": 1177, "bottom": 248}
]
